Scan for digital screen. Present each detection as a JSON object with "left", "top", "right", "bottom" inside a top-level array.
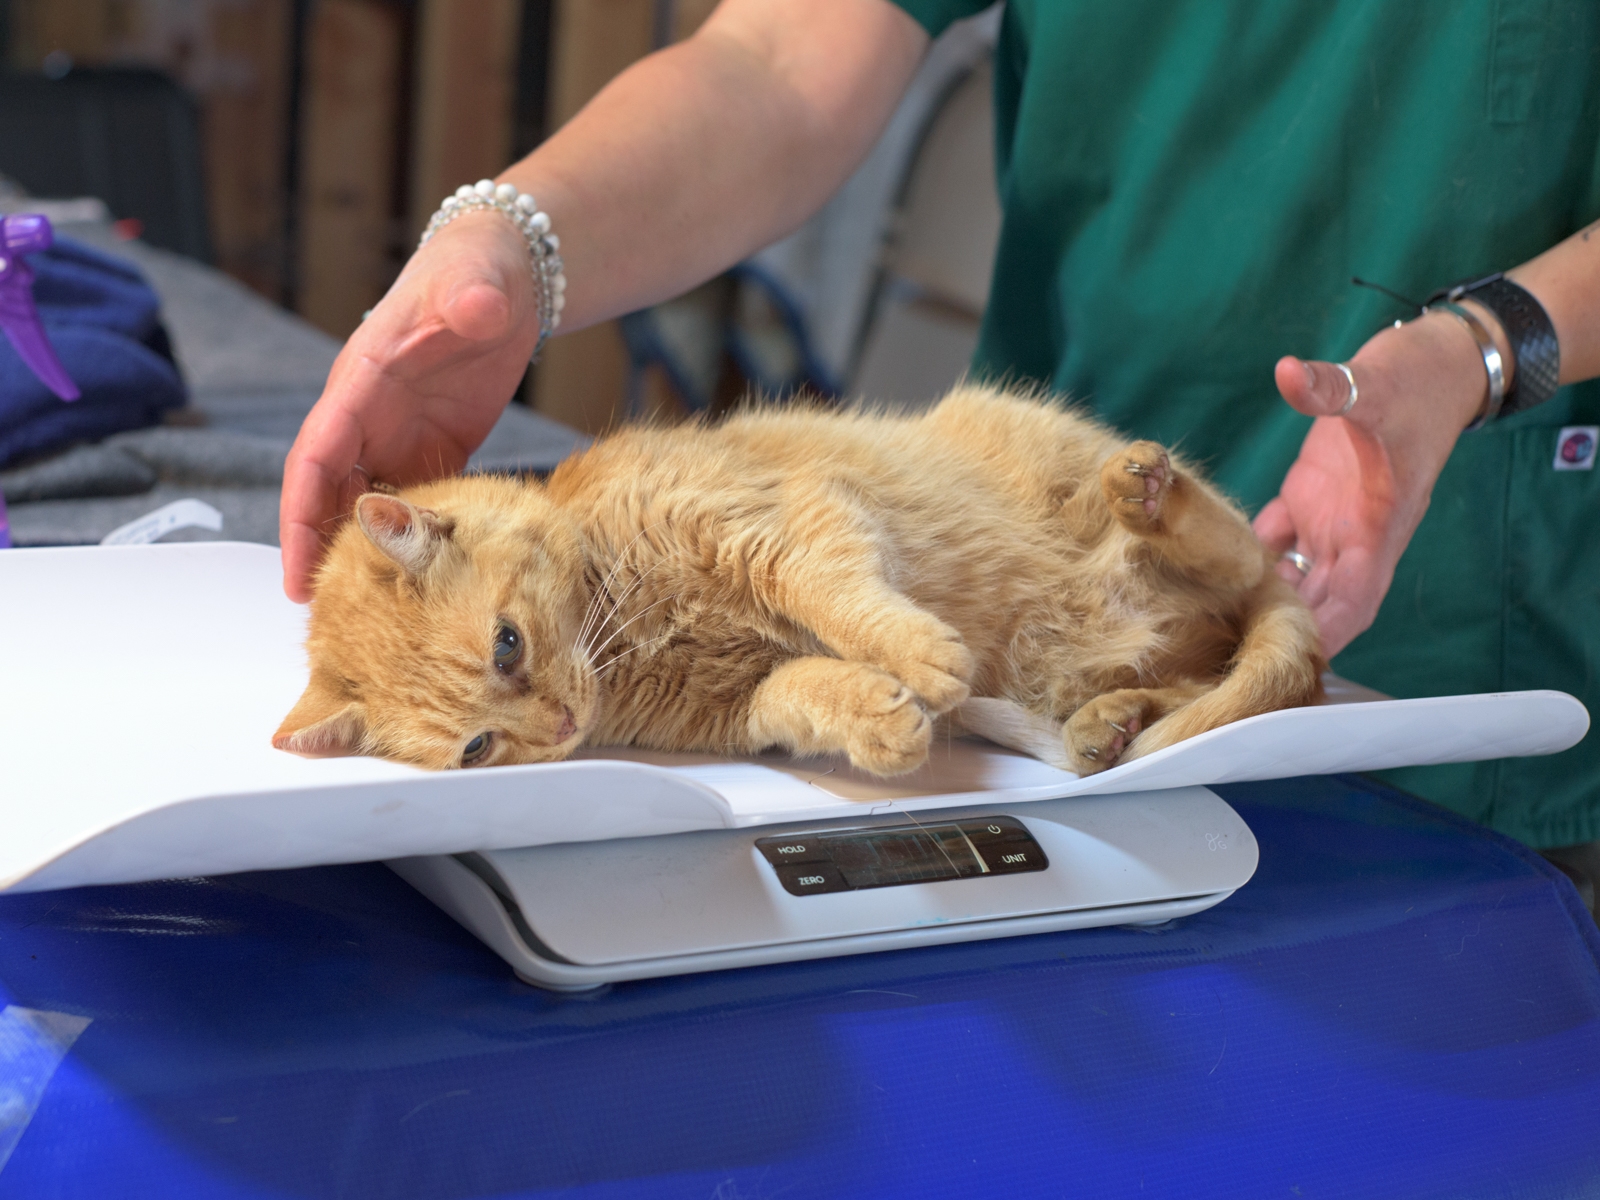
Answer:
[
  {"left": 756, "top": 816, "right": 1047, "bottom": 896},
  {"left": 823, "top": 826, "right": 982, "bottom": 888}
]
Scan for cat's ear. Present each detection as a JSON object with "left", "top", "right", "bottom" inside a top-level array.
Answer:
[
  {"left": 273, "top": 673, "right": 368, "bottom": 758},
  {"left": 355, "top": 493, "right": 455, "bottom": 577}
]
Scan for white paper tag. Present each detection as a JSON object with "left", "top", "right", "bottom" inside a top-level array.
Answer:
[
  {"left": 100, "top": 498, "right": 224, "bottom": 546},
  {"left": 0, "top": 1006, "right": 92, "bottom": 1174},
  {"left": 1553, "top": 426, "right": 1598, "bottom": 471}
]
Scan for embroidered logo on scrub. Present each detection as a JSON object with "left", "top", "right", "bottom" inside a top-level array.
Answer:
[{"left": 1553, "top": 426, "right": 1599, "bottom": 471}]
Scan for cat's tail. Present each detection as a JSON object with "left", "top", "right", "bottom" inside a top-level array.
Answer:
[
  {"left": 952, "top": 570, "right": 1323, "bottom": 774},
  {"left": 1127, "top": 571, "right": 1325, "bottom": 758}
]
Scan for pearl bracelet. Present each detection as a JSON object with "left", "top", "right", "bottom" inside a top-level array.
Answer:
[{"left": 418, "top": 179, "right": 566, "bottom": 360}]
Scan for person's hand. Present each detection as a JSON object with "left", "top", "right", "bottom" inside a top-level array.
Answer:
[
  {"left": 279, "top": 210, "right": 540, "bottom": 602},
  {"left": 1253, "top": 311, "right": 1496, "bottom": 656}
]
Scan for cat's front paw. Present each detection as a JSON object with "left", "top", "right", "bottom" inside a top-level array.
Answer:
[
  {"left": 881, "top": 619, "right": 974, "bottom": 716},
  {"left": 843, "top": 667, "right": 934, "bottom": 776},
  {"left": 1063, "top": 691, "right": 1151, "bottom": 774},
  {"left": 1102, "top": 441, "right": 1174, "bottom": 533}
]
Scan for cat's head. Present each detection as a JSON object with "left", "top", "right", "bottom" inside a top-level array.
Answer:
[{"left": 273, "top": 475, "right": 599, "bottom": 769}]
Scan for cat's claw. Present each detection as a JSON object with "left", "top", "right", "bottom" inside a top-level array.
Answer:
[
  {"left": 878, "top": 620, "right": 974, "bottom": 716},
  {"left": 1103, "top": 441, "right": 1175, "bottom": 529},
  {"left": 1064, "top": 693, "right": 1150, "bottom": 774},
  {"left": 843, "top": 671, "right": 934, "bottom": 776}
]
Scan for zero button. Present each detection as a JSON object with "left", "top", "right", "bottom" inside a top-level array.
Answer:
[{"left": 774, "top": 863, "right": 851, "bottom": 895}]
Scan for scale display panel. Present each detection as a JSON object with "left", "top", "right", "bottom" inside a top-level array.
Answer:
[
  {"left": 755, "top": 815, "right": 1047, "bottom": 895},
  {"left": 389, "top": 789, "right": 1262, "bottom": 989}
]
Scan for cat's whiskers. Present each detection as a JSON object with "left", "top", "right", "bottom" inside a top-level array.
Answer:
[
  {"left": 575, "top": 561, "right": 629, "bottom": 656},
  {"left": 580, "top": 562, "right": 657, "bottom": 655},
  {"left": 587, "top": 593, "right": 678, "bottom": 665},
  {"left": 576, "top": 522, "right": 668, "bottom": 651},
  {"left": 579, "top": 553, "right": 676, "bottom": 661},
  {"left": 594, "top": 632, "right": 671, "bottom": 679},
  {"left": 575, "top": 523, "right": 673, "bottom": 656},
  {"left": 575, "top": 578, "right": 625, "bottom": 662}
]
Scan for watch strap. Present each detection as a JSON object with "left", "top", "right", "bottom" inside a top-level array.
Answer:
[{"left": 1428, "top": 274, "right": 1560, "bottom": 417}]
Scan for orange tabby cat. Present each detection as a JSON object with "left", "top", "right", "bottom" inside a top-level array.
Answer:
[{"left": 275, "top": 385, "right": 1323, "bottom": 775}]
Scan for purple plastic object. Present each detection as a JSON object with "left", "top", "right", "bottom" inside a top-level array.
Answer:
[{"left": 0, "top": 213, "right": 81, "bottom": 402}]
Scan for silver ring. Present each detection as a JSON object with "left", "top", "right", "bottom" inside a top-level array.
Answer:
[
  {"left": 1334, "top": 362, "right": 1358, "bottom": 416},
  {"left": 1282, "top": 550, "right": 1313, "bottom": 576}
]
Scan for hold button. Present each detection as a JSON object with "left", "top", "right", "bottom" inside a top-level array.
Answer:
[{"left": 755, "top": 836, "right": 830, "bottom": 866}]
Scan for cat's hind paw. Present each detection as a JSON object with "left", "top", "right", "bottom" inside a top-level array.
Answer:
[
  {"left": 1063, "top": 690, "right": 1151, "bottom": 775},
  {"left": 1102, "top": 441, "right": 1174, "bottom": 533}
]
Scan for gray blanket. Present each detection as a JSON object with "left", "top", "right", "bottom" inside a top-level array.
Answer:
[{"left": 2, "top": 222, "right": 586, "bottom": 547}]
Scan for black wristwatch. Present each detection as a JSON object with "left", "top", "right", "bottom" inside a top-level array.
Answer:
[{"left": 1425, "top": 273, "right": 1561, "bottom": 420}]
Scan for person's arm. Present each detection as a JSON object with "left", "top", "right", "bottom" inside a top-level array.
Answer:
[
  {"left": 1255, "top": 220, "right": 1600, "bottom": 656},
  {"left": 279, "top": 0, "right": 929, "bottom": 601}
]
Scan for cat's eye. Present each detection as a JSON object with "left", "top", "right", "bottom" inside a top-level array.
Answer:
[
  {"left": 493, "top": 622, "right": 522, "bottom": 671},
  {"left": 461, "top": 732, "right": 493, "bottom": 766}
]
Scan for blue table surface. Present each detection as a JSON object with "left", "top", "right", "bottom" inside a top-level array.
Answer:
[{"left": 1, "top": 774, "right": 1598, "bottom": 1200}]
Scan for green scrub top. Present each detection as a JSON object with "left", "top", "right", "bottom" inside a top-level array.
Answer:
[{"left": 894, "top": 0, "right": 1600, "bottom": 847}]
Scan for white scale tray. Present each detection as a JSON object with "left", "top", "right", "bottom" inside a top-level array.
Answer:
[{"left": 0, "top": 542, "right": 1588, "bottom": 895}]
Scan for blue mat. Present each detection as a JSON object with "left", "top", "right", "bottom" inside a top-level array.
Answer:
[{"left": 1, "top": 775, "right": 1597, "bottom": 1199}]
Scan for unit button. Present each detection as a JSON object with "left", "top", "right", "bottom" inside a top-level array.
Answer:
[
  {"left": 973, "top": 841, "right": 1048, "bottom": 875},
  {"left": 774, "top": 864, "right": 851, "bottom": 896}
]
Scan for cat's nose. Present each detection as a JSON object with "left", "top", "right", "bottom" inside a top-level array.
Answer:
[{"left": 554, "top": 705, "right": 576, "bottom": 742}]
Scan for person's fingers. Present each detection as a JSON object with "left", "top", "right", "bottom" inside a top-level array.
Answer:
[
  {"left": 279, "top": 451, "right": 334, "bottom": 604},
  {"left": 279, "top": 401, "right": 370, "bottom": 601},
  {"left": 1274, "top": 355, "right": 1357, "bottom": 419},
  {"left": 441, "top": 280, "right": 513, "bottom": 342},
  {"left": 280, "top": 449, "right": 343, "bottom": 602},
  {"left": 1313, "top": 593, "right": 1367, "bottom": 659},
  {"left": 1269, "top": 556, "right": 1306, "bottom": 589},
  {"left": 1252, "top": 497, "right": 1296, "bottom": 555},
  {"left": 1254, "top": 498, "right": 1311, "bottom": 587},
  {"left": 1310, "top": 545, "right": 1390, "bottom": 657},
  {"left": 411, "top": 212, "right": 532, "bottom": 345},
  {"left": 281, "top": 518, "right": 324, "bottom": 604},
  {"left": 276, "top": 213, "right": 533, "bottom": 602},
  {"left": 280, "top": 456, "right": 374, "bottom": 601}
]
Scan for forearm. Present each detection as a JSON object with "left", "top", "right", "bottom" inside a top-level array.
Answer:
[
  {"left": 496, "top": 0, "right": 928, "bottom": 332},
  {"left": 1505, "top": 219, "right": 1600, "bottom": 387},
  {"left": 1370, "top": 218, "right": 1600, "bottom": 434}
]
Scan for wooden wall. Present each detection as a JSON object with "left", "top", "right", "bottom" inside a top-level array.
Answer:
[
  {"left": 6, "top": 0, "right": 295, "bottom": 299},
  {"left": 7, "top": 0, "right": 717, "bottom": 430},
  {"left": 296, "top": 0, "right": 407, "bottom": 335},
  {"left": 409, "top": 0, "right": 523, "bottom": 237},
  {"left": 531, "top": 0, "right": 718, "bottom": 434}
]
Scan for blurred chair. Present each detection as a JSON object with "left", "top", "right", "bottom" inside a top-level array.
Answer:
[
  {"left": 0, "top": 68, "right": 211, "bottom": 262},
  {"left": 851, "top": 54, "right": 1001, "bottom": 409}
]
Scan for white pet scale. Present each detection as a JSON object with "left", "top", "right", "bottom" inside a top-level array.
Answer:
[{"left": 1, "top": 544, "right": 1588, "bottom": 991}]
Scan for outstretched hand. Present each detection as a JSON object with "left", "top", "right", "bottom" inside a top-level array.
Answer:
[
  {"left": 1253, "top": 311, "right": 1493, "bottom": 656},
  {"left": 279, "top": 211, "right": 540, "bottom": 602}
]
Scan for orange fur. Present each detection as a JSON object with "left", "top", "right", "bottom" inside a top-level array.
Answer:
[{"left": 275, "top": 386, "right": 1325, "bottom": 775}]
